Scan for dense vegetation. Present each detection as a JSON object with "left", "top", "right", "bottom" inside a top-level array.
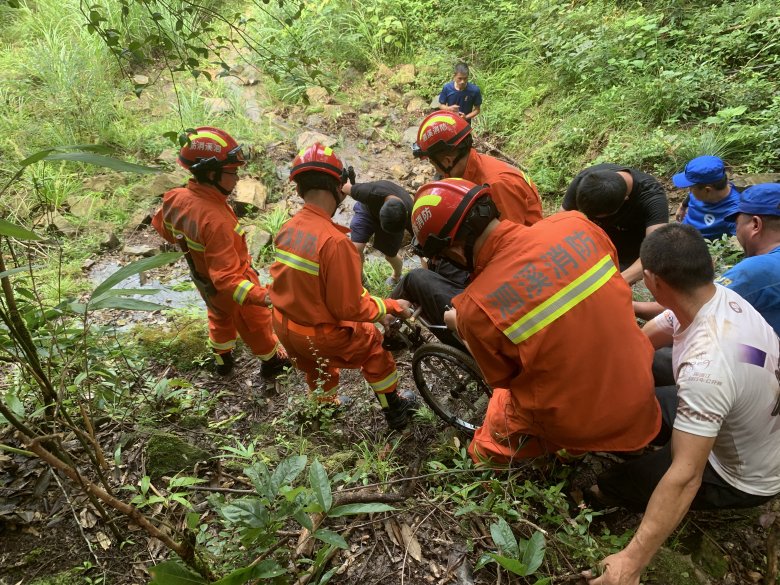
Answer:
[{"left": 0, "top": 0, "right": 775, "bottom": 583}]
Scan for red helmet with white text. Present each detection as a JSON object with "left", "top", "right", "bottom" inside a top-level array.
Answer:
[
  {"left": 411, "top": 179, "right": 493, "bottom": 260},
  {"left": 412, "top": 112, "right": 472, "bottom": 160},
  {"left": 178, "top": 127, "right": 245, "bottom": 174},
  {"left": 289, "top": 143, "right": 349, "bottom": 183}
]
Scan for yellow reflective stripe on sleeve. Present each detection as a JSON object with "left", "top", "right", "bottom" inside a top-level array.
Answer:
[
  {"left": 208, "top": 337, "right": 236, "bottom": 351},
  {"left": 503, "top": 254, "right": 617, "bottom": 344},
  {"left": 234, "top": 223, "right": 246, "bottom": 236},
  {"left": 275, "top": 249, "right": 319, "bottom": 276},
  {"left": 233, "top": 279, "right": 255, "bottom": 304},
  {"left": 163, "top": 221, "right": 205, "bottom": 251},
  {"left": 370, "top": 369, "right": 398, "bottom": 393},
  {"left": 371, "top": 296, "right": 387, "bottom": 321},
  {"left": 361, "top": 287, "right": 369, "bottom": 297}
]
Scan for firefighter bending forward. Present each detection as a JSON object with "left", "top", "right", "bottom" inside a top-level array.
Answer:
[
  {"left": 411, "top": 179, "right": 661, "bottom": 465},
  {"left": 269, "top": 143, "right": 418, "bottom": 430},
  {"left": 152, "top": 126, "right": 289, "bottom": 379}
]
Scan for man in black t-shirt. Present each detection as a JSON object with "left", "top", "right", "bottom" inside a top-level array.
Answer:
[
  {"left": 561, "top": 163, "right": 669, "bottom": 284},
  {"left": 343, "top": 180, "right": 414, "bottom": 286}
]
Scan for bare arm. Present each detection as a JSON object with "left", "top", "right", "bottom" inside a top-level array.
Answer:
[
  {"left": 464, "top": 105, "right": 480, "bottom": 120},
  {"left": 642, "top": 316, "right": 673, "bottom": 349},
  {"left": 633, "top": 301, "right": 664, "bottom": 321},
  {"left": 586, "top": 431, "right": 715, "bottom": 585},
  {"left": 621, "top": 224, "right": 665, "bottom": 284}
]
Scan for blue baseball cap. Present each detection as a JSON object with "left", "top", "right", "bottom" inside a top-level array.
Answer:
[
  {"left": 672, "top": 155, "right": 726, "bottom": 188},
  {"left": 725, "top": 183, "right": 780, "bottom": 221}
]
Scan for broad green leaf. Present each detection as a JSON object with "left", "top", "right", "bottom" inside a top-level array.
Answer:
[
  {"left": 252, "top": 559, "right": 287, "bottom": 579},
  {"left": 220, "top": 498, "right": 269, "bottom": 528},
  {"left": 91, "top": 252, "right": 181, "bottom": 299},
  {"left": 269, "top": 455, "right": 307, "bottom": 496},
  {"left": 294, "top": 509, "right": 313, "bottom": 531},
  {"left": 488, "top": 553, "right": 528, "bottom": 576},
  {"left": 148, "top": 561, "right": 207, "bottom": 585},
  {"left": 313, "top": 528, "right": 348, "bottom": 549},
  {"left": 244, "top": 461, "right": 271, "bottom": 496},
  {"left": 0, "top": 219, "right": 42, "bottom": 241},
  {"left": 520, "top": 531, "right": 546, "bottom": 575},
  {"left": 328, "top": 503, "right": 395, "bottom": 517},
  {"left": 186, "top": 512, "right": 200, "bottom": 531},
  {"left": 89, "top": 297, "right": 168, "bottom": 312},
  {"left": 41, "top": 152, "right": 159, "bottom": 174},
  {"left": 309, "top": 459, "right": 332, "bottom": 512},
  {"left": 169, "top": 476, "right": 205, "bottom": 489},
  {"left": 490, "top": 518, "right": 519, "bottom": 557}
]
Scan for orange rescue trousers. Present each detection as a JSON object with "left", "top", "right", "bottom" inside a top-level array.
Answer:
[
  {"left": 468, "top": 389, "right": 585, "bottom": 467},
  {"left": 273, "top": 312, "right": 398, "bottom": 402}
]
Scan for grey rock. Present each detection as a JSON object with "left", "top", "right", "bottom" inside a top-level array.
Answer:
[
  {"left": 129, "top": 170, "right": 189, "bottom": 200},
  {"left": 48, "top": 213, "right": 78, "bottom": 237},
  {"left": 123, "top": 244, "right": 158, "bottom": 257},
  {"left": 296, "top": 131, "right": 337, "bottom": 151},
  {"left": 243, "top": 225, "right": 273, "bottom": 260},
  {"left": 132, "top": 74, "right": 149, "bottom": 85},
  {"left": 402, "top": 126, "right": 419, "bottom": 145},
  {"left": 99, "top": 231, "right": 120, "bottom": 251},
  {"left": 67, "top": 195, "right": 103, "bottom": 219},
  {"left": 82, "top": 258, "right": 97, "bottom": 271},
  {"left": 430, "top": 95, "right": 441, "bottom": 109},
  {"left": 359, "top": 101, "right": 377, "bottom": 114},
  {"left": 306, "top": 114, "right": 326, "bottom": 128},
  {"left": 155, "top": 148, "right": 178, "bottom": 165},
  {"left": 406, "top": 96, "right": 427, "bottom": 113},
  {"left": 305, "top": 86, "right": 329, "bottom": 105},
  {"left": 233, "top": 178, "right": 268, "bottom": 214},
  {"left": 82, "top": 174, "right": 118, "bottom": 193},
  {"left": 390, "top": 165, "right": 408, "bottom": 181},
  {"left": 732, "top": 173, "right": 780, "bottom": 189}
]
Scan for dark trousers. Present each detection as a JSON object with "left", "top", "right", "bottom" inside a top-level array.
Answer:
[
  {"left": 596, "top": 385, "right": 774, "bottom": 512},
  {"left": 391, "top": 261, "right": 468, "bottom": 350}
]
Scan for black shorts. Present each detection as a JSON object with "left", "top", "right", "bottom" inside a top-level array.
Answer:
[{"left": 349, "top": 202, "right": 403, "bottom": 257}]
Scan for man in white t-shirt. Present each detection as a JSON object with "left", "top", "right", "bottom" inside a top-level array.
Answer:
[{"left": 585, "top": 223, "right": 780, "bottom": 585}]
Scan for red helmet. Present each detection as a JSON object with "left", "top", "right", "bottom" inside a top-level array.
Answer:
[
  {"left": 411, "top": 179, "right": 491, "bottom": 258},
  {"left": 178, "top": 127, "right": 245, "bottom": 173},
  {"left": 289, "top": 143, "right": 348, "bottom": 183},
  {"left": 412, "top": 112, "right": 472, "bottom": 159}
]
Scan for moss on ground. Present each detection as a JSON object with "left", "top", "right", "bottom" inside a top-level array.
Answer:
[{"left": 145, "top": 432, "right": 210, "bottom": 480}]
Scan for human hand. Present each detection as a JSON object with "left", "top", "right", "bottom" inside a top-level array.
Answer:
[
  {"left": 341, "top": 182, "right": 352, "bottom": 195},
  {"left": 675, "top": 203, "right": 687, "bottom": 222},
  {"left": 394, "top": 298, "right": 412, "bottom": 319},
  {"left": 443, "top": 307, "right": 458, "bottom": 331},
  {"left": 582, "top": 552, "right": 641, "bottom": 585}
]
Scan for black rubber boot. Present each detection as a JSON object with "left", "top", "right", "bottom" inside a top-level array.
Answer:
[
  {"left": 378, "top": 389, "right": 420, "bottom": 430},
  {"left": 214, "top": 351, "right": 234, "bottom": 376},
  {"left": 260, "top": 352, "right": 292, "bottom": 380}
]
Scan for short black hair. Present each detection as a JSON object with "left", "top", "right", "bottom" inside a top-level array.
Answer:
[
  {"left": 454, "top": 62, "right": 469, "bottom": 76},
  {"left": 379, "top": 198, "right": 407, "bottom": 234},
  {"left": 640, "top": 223, "right": 714, "bottom": 290},
  {"left": 701, "top": 175, "right": 729, "bottom": 190},
  {"left": 575, "top": 170, "right": 628, "bottom": 217},
  {"left": 293, "top": 171, "right": 340, "bottom": 199}
]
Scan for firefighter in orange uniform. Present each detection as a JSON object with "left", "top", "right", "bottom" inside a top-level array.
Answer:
[
  {"left": 269, "top": 143, "right": 418, "bottom": 430},
  {"left": 392, "top": 111, "right": 543, "bottom": 342},
  {"left": 412, "top": 179, "right": 660, "bottom": 465},
  {"left": 152, "top": 126, "right": 289, "bottom": 378}
]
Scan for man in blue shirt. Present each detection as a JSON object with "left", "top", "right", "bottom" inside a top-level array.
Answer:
[
  {"left": 717, "top": 183, "right": 780, "bottom": 334},
  {"left": 438, "top": 62, "right": 482, "bottom": 124},
  {"left": 673, "top": 155, "right": 740, "bottom": 240}
]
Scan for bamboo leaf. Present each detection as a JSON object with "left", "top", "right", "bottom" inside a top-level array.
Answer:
[
  {"left": 41, "top": 152, "right": 159, "bottom": 174},
  {"left": 328, "top": 503, "right": 395, "bottom": 517},
  {"left": 91, "top": 252, "right": 181, "bottom": 299},
  {"left": 0, "top": 219, "right": 42, "bottom": 241},
  {"left": 88, "top": 297, "right": 168, "bottom": 312}
]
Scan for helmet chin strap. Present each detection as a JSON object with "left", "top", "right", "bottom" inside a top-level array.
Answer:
[{"left": 431, "top": 149, "right": 468, "bottom": 176}]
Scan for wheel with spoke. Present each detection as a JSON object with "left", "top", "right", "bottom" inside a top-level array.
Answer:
[{"left": 411, "top": 343, "right": 491, "bottom": 436}]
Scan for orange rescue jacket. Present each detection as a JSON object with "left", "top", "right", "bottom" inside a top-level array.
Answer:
[
  {"left": 462, "top": 150, "right": 543, "bottom": 226},
  {"left": 151, "top": 180, "right": 265, "bottom": 307},
  {"left": 453, "top": 213, "right": 659, "bottom": 452},
  {"left": 269, "top": 203, "right": 403, "bottom": 326}
]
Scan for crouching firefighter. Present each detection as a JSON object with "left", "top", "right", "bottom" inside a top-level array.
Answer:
[
  {"left": 151, "top": 126, "right": 290, "bottom": 379},
  {"left": 411, "top": 179, "right": 660, "bottom": 466},
  {"left": 269, "top": 143, "right": 419, "bottom": 430}
]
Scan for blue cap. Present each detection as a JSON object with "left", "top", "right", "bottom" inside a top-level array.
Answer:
[
  {"left": 672, "top": 155, "right": 726, "bottom": 188},
  {"left": 725, "top": 183, "right": 780, "bottom": 221}
]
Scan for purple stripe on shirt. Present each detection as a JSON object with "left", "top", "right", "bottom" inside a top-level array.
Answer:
[{"left": 738, "top": 343, "right": 767, "bottom": 368}]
